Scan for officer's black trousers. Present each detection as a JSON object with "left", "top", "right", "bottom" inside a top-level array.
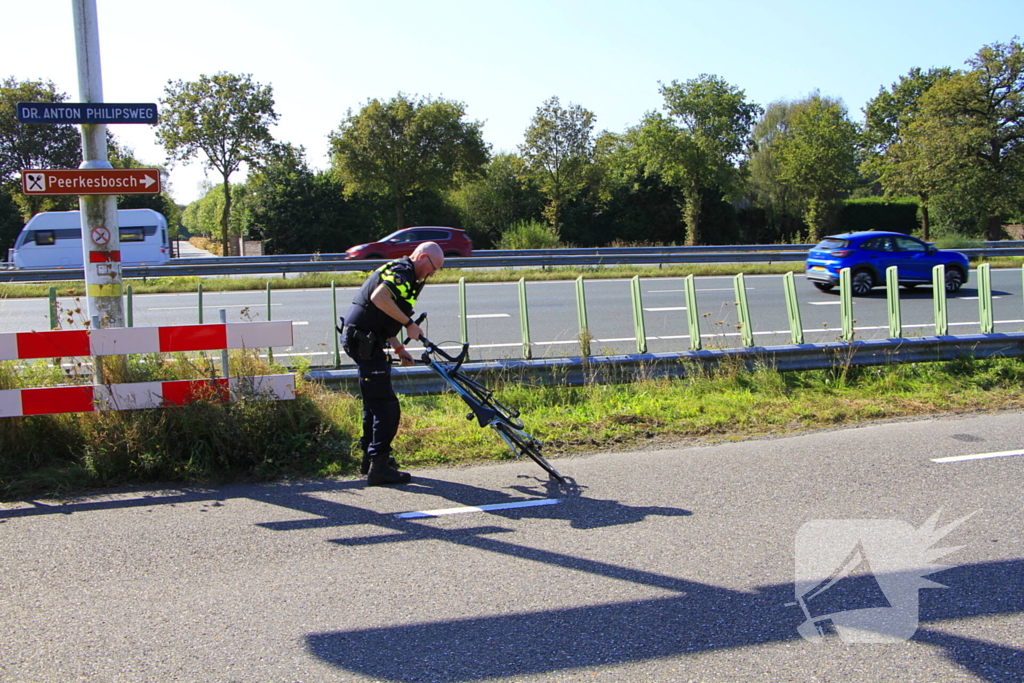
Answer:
[{"left": 352, "top": 346, "right": 401, "bottom": 461}]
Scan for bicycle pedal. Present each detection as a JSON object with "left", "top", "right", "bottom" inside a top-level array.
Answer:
[{"left": 466, "top": 412, "right": 474, "bottom": 421}]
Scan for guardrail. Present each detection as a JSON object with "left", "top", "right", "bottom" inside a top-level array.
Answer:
[
  {"left": 167, "top": 240, "right": 1024, "bottom": 266},
  {"left": 310, "top": 262, "right": 1019, "bottom": 392},
  {"left": 166, "top": 243, "right": 819, "bottom": 267},
  {"left": 307, "top": 333, "right": 1024, "bottom": 395},
  {"left": 4, "top": 243, "right": 1024, "bottom": 283},
  {"left": 15, "top": 260, "right": 1024, "bottom": 374}
]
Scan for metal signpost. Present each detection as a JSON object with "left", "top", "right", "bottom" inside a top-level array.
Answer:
[
  {"left": 16, "top": 0, "right": 159, "bottom": 328},
  {"left": 72, "top": 0, "right": 125, "bottom": 325}
]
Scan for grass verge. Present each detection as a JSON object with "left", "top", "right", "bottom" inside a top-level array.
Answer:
[{"left": 2, "top": 353, "right": 1023, "bottom": 499}]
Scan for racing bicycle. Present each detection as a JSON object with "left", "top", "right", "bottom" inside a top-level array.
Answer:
[{"left": 404, "top": 317, "right": 566, "bottom": 483}]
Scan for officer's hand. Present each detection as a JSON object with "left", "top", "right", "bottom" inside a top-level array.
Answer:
[
  {"left": 405, "top": 322, "right": 423, "bottom": 341},
  {"left": 397, "top": 347, "right": 415, "bottom": 366}
]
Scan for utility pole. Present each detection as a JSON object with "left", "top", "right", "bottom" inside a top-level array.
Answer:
[{"left": 73, "top": 0, "right": 124, "bottom": 328}]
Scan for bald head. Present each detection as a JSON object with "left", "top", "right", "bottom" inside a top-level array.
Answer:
[{"left": 411, "top": 242, "right": 444, "bottom": 280}]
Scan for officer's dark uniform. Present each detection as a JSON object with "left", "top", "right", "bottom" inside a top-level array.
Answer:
[{"left": 341, "top": 257, "right": 423, "bottom": 475}]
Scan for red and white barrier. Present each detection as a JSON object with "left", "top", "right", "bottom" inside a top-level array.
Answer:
[
  {"left": 0, "top": 321, "right": 293, "bottom": 361},
  {"left": 0, "top": 321, "right": 297, "bottom": 418},
  {"left": 0, "top": 374, "right": 296, "bottom": 418}
]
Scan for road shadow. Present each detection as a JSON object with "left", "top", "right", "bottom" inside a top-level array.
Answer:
[
  {"left": 307, "top": 558, "right": 1024, "bottom": 683},
  {"left": 3, "top": 483, "right": 1019, "bottom": 681}
]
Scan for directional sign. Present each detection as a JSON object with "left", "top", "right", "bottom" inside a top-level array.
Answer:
[
  {"left": 16, "top": 102, "right": 158, "bottom": 124},
  {"left": 21, "top": 169, "right": 161, "bottom": 196}
]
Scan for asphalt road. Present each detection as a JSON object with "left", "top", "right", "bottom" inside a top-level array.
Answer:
[
  {"left": 2, "top": 269, "right": 1023, "bottom": 366},
  {"left": 2, "top": 411, "right": 1022, "bottom": 682}
]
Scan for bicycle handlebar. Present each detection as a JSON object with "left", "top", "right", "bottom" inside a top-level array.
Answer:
[
  {"left": 403, "top": 312, "right": 470, "bottom": 369},
  {"left": 401, "top": 312, "right": 428, "bottom": 345},
  {"left": 418, "top": 335, "right": 469, "bottom": 368}
]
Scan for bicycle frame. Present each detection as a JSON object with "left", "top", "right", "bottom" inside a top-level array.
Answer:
[
  {"left": 410, "top": 324, "right": 564, "bottom": 483},
  {"left": 422, "top": 349, "right": 501, "bottom": 428}
]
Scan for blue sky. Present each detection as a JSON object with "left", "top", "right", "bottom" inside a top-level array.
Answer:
[{"left": 3, "top": 0, "right": 1019, "bottom": 204}]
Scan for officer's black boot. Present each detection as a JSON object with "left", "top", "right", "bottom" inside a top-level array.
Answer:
[
  {"left": 360, "top": 446, "right": 397, "bottom": 475},
  {"left": 367, "top": 455, "right": 411, "bottom": 486}
]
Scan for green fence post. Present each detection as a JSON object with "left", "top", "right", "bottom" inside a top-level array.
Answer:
[
  {"left": 684, "top": 274, "right": 701, "bottom": 351},
  {"left": 575, "top": 275, "right": 590, "bottom": 357},
  {"left": 839, "top": 268, "right": 854, "bottom": 341},
  {"left": 197, "top": 282, "right": 203, "bottom": 324},
  {"left": 978, "top": 263, "right": 993, "bottom": 334},
  {"left": 885, "top": 266, "right": 902, "bottom": 338},
  {"left": 631, "top": 275, "right": 648, "bottom": 353},
  {"left": 266, "top": 281, "right": 274, "bottom": 363},
  {"left": 459, "top": 276, "right": 468, "bottom": 346},
  {"left": 219, "top": 308, "right": 230, "bottom": 378},
  {"left": 932, "top": 264, "right": 948, "bottom": 336},
  {"left": 48, "top": 287, "right": 57, "bottom": 329},
  {"left": 331, "top": 281, "right": 340, "bottom": 368},
  {"left": 733, "top": 273, "right": 753, "bottom": 347},
  {"left": 518, "top": 277, "right": 532, "bottom": 359},
  {"left": 125, "top": 284, "right": 134, "bottom": 328},
  {"left": 782, "top": 272, "right": 803, "bottom": 345}
]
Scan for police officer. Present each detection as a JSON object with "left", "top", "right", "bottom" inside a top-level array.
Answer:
[{"left": 341, "top": 242, "right": 443, "bottom": 485}]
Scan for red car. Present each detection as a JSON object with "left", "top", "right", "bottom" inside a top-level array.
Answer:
[{"left": 344, "top": 226, "right": 473, "bottom": 260}]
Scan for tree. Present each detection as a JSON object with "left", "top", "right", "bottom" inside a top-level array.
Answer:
[
  {"left": 862, "top": 67, "right": 954, "bottom": 238},
  {"left": 579, "top": 130, "right": 686, "bottom": 246},
  {"left": 901, "top": 39, "right": 1024, "bottom": 239},
  {"left": 635, "top": 75, "right": 761, "bottom": 245},
  {"left": 773, "top": 95, "right": 860, "bottom": 241},
  {"left": 519, "top": 96, "right": 595, "bottom": 236},
  {"left": 157, "top": 72, "right": 278, "bottom": 255},
  {"left": 0, "top": 187, "right": 24, "bottom": 255},
  {"left": 449, "top": 153, "right": 544, "bottom": 247},
  {"left": 748, "top": 100, "right": 804, "bottom": 240},
  {"left": 247, "top": 143, "right": 364, "bottom": 254},
  {"left": 0, "top": 77, "right": 82, "bottom": 218},
  {"left": 180, "top": 182, "right": 253, "bottom": 244},
  {"left": 107, "top": 139, "right": 179, "bottom": 222},
  {"left": 329, "top": 93, "right": 489, "bottom": 232}
]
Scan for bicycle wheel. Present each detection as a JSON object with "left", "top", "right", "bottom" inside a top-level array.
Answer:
[
  {"left": 451, "top": 371, "right": 524, "bottom": 429},
  {"left": 492, "top": 422, "right": 565, "bottom": 483}
]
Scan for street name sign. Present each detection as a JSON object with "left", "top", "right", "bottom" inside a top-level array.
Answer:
[
  {"left": 21, "top": 169, "right": 161, "bottom": 195},
  {"left": 16, "top": 103, "right": 158, "bottom": 124}
]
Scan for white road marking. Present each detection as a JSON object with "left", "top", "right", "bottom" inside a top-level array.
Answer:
[
  {"left": 809, "top": 301, "right": 842, "bottom": 306},
  {"left": 148, "top": 304, "right": 286, "bottom": 311},
  {"left": 269, "top": 351, "right": 331, "bottom": 358},
  {"left": 931, "top": 450, "right": 1024, "bottom": 463},
  {"left": 644, "top": 307, "right": 687, "bottom": 312},
  {"left": 647, "top": 288, "right": 735, "bottom": 293},
  {"left": 467, "top": 313, "right": 511, "bottom": 319},
  {"left": 395, "top": 498, "right": 562, "bottom": 519}
]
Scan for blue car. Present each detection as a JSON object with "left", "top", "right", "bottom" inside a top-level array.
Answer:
[{"left": 806, "top": 231, "right": 969, "bottom": 296}]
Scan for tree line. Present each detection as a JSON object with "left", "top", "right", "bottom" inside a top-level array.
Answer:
[{"left": 1, "top": 38, "right": 1021, "bottom": 257}]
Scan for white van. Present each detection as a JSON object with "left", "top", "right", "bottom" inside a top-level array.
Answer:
[{"left": 10, "top": 209, "right": 171, "bottom": 269}]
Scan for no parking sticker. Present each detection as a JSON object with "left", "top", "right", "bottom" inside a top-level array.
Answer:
[{"left": 90, "top": 226, "right": 111, "bottom": 246}]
